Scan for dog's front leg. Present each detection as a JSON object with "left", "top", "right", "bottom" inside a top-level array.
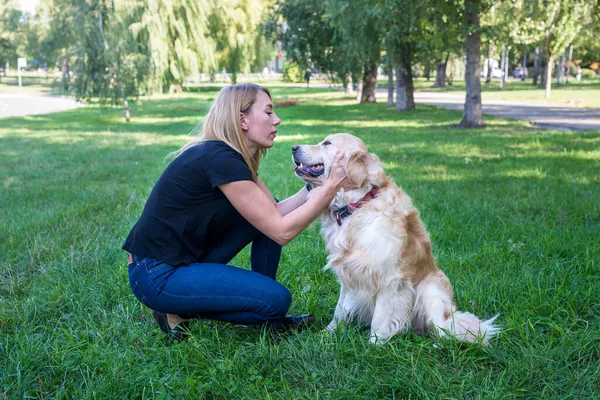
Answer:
[
  {"left": 369, "top": 280, "right": 414, "bottom": 344},
  {"left": 324, "top": 284, "right": 349, "bottom": 332}
]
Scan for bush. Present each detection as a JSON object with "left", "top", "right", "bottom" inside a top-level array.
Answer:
[
  {"left": 579, "top": 68, "right": 597, "bottom": 79},
  {"left": 282, "top": 61, "right": 304, "bottom": 83}
]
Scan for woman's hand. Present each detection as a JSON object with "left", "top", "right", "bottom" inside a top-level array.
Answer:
[{"left": 325, "top": 151, "right": 351, "bottom": 191}]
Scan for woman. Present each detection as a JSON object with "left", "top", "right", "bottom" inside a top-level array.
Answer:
[{"left": 123, "top": 83, "right": 349, "bottom": 341}]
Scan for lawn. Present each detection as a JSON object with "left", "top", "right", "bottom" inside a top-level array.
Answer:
[
  {"left": 1, "top": 85, "right": 599, "bottom": 398},
  {"left": 0, "top": 74, "right": 59, "bottom": 95},
  {"left": 379, "top": 78, "right": 600, "bottom": 108}
]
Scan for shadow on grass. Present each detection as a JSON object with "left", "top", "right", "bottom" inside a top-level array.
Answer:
[
  {"left": 2, "top": 85, "right": 600, "bottom": 400},
  {"left": 3, "top": 96, "right": 599, "bottom": 186}
]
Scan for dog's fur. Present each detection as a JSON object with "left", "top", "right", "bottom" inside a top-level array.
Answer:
[{"left": 293, "top": 134, "right": 499, "bottom": 344}]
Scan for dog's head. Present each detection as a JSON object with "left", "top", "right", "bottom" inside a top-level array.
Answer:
[{"left": 292, "top": 133, "right": 386, "bottom": 190}]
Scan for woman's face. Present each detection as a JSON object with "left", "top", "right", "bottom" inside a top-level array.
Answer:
[{"left": 241, "top": 91, "right": 281, "bottom": 153}]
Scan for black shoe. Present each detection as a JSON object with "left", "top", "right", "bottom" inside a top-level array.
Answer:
[
  {"left": 265, "top": 314, "right": 316, "bottom": 333},
  {"left": 151, "top": 310, "right": 191, "bottom": 342}
]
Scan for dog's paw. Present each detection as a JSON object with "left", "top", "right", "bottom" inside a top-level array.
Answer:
[{"left": 368, "top": 334, "right": 388, "bottom": 345}]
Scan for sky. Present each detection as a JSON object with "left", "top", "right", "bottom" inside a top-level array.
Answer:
[{"left": 20, "top": 0, "right": 40, "bottom": 14}]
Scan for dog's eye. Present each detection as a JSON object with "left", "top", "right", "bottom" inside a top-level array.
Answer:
[{"left": 322, "top": 140, "right": 331, "bottom": 146}]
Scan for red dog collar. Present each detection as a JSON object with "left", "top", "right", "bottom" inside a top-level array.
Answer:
[{"left": 334, "top": 187, "right": 379, "bottom": 226}]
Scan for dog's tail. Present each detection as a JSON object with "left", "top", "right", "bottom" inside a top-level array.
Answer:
[
  {"left": 413, "top": 274, "right": 500, "bottom": 345},
  {"left": 438, "top": 311, "right": 500, "bottom": 345}
]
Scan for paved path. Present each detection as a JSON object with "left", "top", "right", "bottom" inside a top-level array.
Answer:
[
  {"left": 0, "top": 93, "right": 82, "bottom": 118},
  {"left": 375, "top": 90, "right": 600, "bottom": 131}
]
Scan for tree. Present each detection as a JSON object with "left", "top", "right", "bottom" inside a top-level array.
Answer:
[
  {"left": 326, "top": 1, "right": 383, "bottom": 103},
  {"left": 575, "top": 2, "right": 600, "bottom": 68},
  {"left": 459, "top": 0, "right": 484, "bottom": 128},
  {"left": 420, "top": 0, "right": 464, "bottom": 89},
  {"left": 0, "top": 0, "right": 26, "bottom": 76},
  {"left": 267, "top": 0, "right": 363, "bottom": 95},
  {"left": 210, "top": 0, "right": 269, "bottom": 84},
  {"left": 382, "top": 0, "right": 428, "bottom": 111},
  {"left": 507, "top": 0, "right": 593, "bottom": 98},
  {"left": 130, "top": 0, "right": 216, "bottom": 92}
]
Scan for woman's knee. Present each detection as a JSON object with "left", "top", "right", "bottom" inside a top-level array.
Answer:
[{"left": 265, "top": 282, "right": 292, "bottom": 317}]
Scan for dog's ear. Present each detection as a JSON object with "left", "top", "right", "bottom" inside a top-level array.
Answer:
[
  {"left": 366, "top": 153, "right": 387, "bottom": 187},
  {"left": 345, "top": 150, "right": 368, "bottom": 188}
]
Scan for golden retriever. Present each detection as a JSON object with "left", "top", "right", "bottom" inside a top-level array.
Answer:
[{"left": 292, "top": 133, "right": 499, "bottom": 344}]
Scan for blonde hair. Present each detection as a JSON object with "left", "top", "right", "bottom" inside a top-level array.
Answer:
[{"left": 175, "top": 83, "right": 272, "bottom": 179}]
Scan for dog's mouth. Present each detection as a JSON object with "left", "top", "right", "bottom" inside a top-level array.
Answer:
[{"left": 294, "top": 160, "right": 325, "bottom": 177}]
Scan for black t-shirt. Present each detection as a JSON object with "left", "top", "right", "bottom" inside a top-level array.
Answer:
[{"left": 123, "top": 140, "right": 254, "bottom": 266}]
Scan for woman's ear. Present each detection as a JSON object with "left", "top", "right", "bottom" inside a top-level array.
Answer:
[
  {"left": 240, "top": 113, "right": 248, "bottom": 131},
  {"left": 345, "top": 150, "right": 368, "bottom": 188}
]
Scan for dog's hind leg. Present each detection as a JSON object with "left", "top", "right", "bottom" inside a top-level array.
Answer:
[
  {"left": 413, "top": 278, "right": 500, "bottom": 345},
  {"left": 369, "top": 280, "right": 414, "bottom": 344},
  {"left": 324, "top": 284, "right": 351, "bottom": 332}
]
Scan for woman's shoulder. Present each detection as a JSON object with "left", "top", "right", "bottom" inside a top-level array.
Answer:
[
  {"left": 176, "top": 141, "right": 244, "bottom": 172},
  {"left": 181, "top": 140, "right": 235, "bottom": 158}
]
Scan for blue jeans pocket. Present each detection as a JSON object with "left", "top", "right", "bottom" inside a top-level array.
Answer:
[{"left": 145, "top": 258, "right": 176, "bottom": 295}]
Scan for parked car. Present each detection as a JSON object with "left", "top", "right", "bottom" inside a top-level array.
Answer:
[
  {"left": 480, "top": 58, "right": 503, "bottom": 79},
  {"left": 480, "top": 67, "right": 503, "bottom": 79}
]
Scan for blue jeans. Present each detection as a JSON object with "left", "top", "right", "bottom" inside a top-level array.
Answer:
[{"left": 127, "top": 217, "right": 291, "bottom": 325}]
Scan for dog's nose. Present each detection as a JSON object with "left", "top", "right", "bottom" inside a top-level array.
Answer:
[{"left": 292, "top": 145, "right": 299, "bottom": 152}]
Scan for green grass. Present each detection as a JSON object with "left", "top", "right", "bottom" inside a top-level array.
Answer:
[
  {"left": 0, "top": 74, "right": 59, "bottom": 95},
  {"left": 379, "top": 78, "right": 600, "bottom": 108},
  {"left": 1, "top": 85, "right": 600, "bottom": 398}
]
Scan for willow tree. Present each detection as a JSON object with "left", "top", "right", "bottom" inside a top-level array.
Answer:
[
  {"left": 326, "top": 0, "right": 383, "bottom": 103},
  {"left": 130, "top": 0, "right": 216, "bottom": 92},
  {"left": 209, "top": 0, "right": 265, "bottom": 84}
]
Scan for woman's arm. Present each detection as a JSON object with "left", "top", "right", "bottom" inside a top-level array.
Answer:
[
  {"left": 256, "top": 177, "right": 309, "bottom": 216},
  {"left": 275, "top": 185, "right": 309, "bottom": 216},
  {"left": 219, "top": 152, "right": 347, "bottom": 246}
]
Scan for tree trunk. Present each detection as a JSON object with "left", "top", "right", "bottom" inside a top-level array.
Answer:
[
  {"left": 356, "top": 77, "right": 363, "bottom": 102},
  {"left": 539, "top": 61, "right": 546, "bottom": 89},
  {"left": 432, "top": 55, "right": 448, "bottom": 87},
  {"left": 459, "top": 0, "right": 483, "bottom": 128},
  {"left": 486, "top": 41, "right": 492, "bottom": 84},
  {"left": 395, "top": 68, "right": 414, "bottom": 111},
  {"left": 522, "top": 52, "right": 528, "bottom": 80},
  {"left": 119, "top": 82, "right": 130, "bottom": 122},
  {"left": 540, "top": 33, "right": 550, "bottom": 90},
  {"left": 566, "top": 45, "right": 573, "bottom": 83},
  {"left": 424, "top": 65, "right": 431, "bottom": 81},
  {"left": 387, "top": 68, "right": 394, "bottom": 106},
  {"left": 62, "top": 57, "right": 70, "bottom": 92},
  {"left": 396, "top": 43, "right": 415, "bottom": 111},
  {"left": 395, "top": 46, "right": 415, "bottom": 111},
  {"left": 386, "top": 43, "right": 394, "bottom": 106},
  {"left": 505, "top": 49, "right": 510, "bottom": 80},
  {"left": 499, "top": 45, "right": 506, "bottom": 90},
  {"left": 533, "top": 47, "right": 540, "bottom": 85},
  {"left": 344, "top": 74, "right": 353, "bottom": 96},
  {"left": 361, "top": 61, "right": 378, "bottom": 103},
  {"left": 545, "top": 56, "right": 554, "bottom": 98},
  {"left": 557, "top": 56, "right": 563, "bottom": 85}
]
